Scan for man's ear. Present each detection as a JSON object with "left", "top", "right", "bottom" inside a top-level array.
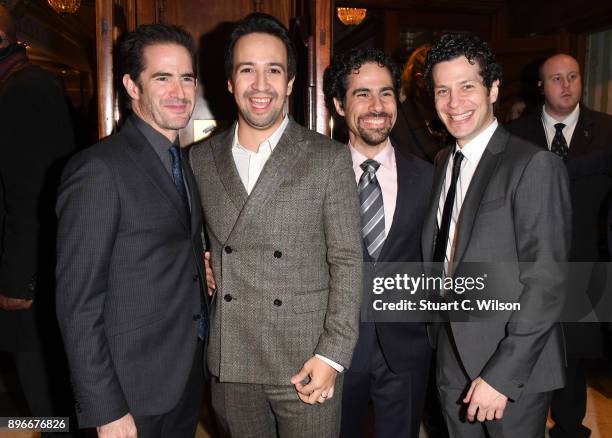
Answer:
[
  {"left": 286, "top": 76, "right": 296, "bottom": 96},
  {"left": 489, "top": 79, "right": 500, "bottom": 104},
  {"left": 333, "top": 97, "right": 346, "bottom": 117},
  {"left": 122, "top": 74, "right": 140, "bottom": 101},
  {"left": 227, "top": 79, "right": 234, "bottom": 94}
]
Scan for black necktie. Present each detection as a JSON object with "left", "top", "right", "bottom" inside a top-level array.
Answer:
[
  {"left": 551, "top": 123, "right": 569, "bottom": 159},
  {"left": 358, "top": 159, "right": 385, "bottom": 261},
  {"left": 433, "top": 151, "right": 464, "bottom": 263},
  {"left": 169, "top": 144, "right": 190, "bottom": 216}
]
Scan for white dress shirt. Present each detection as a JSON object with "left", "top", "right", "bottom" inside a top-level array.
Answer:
[
  {"left": 542, "top": 103, "right": 580, "bottom": 149},
  {"left": 231, "top": 116, "right": 344, "bottom": 373},
  {"left": 349, "top": 140, "right": 397, "bottom": 238},
  {"left": 437, "top": 119, "right": 498, "bottom": 266}
]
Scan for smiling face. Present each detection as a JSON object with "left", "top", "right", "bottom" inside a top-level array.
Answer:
[
  {"left": 334, "top": 62, "right": 397, "bottom": 155},
  {"left": 228, "top": 32, "right": 294, "bottom": 144},
  {"left": 541, "top": 54, "right": 582, "bottom": 120},
  {"left": 122, "top": 43, "right": 196, "bottom": 142},
  {"left": 432, "top": 56, "right": 499, "bottom": 147}
]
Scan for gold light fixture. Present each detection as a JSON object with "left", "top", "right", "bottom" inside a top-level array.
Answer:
[
  {"left": 337, "top": 7, "right": 367, "bottom": 26},
  {"left": 48, "top": 0, "right": 81, "bottom": 14}
]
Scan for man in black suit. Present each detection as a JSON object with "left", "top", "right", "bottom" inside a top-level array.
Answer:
[
  {"left": 0, "top": 4, "right": 76, "bottom": 428},
  {"left": 324, "top": 48, "right": 434, "bottom": 438},
  {"left": 422, "top": 35, "right": 570, "bottom": 437},
  {"left": 507, "top": 53, "right": 612, "bottom": 438},
  {"left": 56, "top": 24, "right": 207, "bottom": 438}
]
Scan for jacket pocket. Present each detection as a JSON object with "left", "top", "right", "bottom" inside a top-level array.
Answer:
[
  {"left": 292, "top": 289, "right": 328, "bottom": 313},
  {"left": 106, "top": 310, "right": 165, "bottom": 337}
]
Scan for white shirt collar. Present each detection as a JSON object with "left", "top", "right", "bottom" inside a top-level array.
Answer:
[
  {"left": 348, "top": 139, "right": 395, "bottom": 171},
  {"left": 232, "top": 115, "right": 289, "bottom": 154},
  {"left": 454, "top": 118, "right": 498, "bottom": 164}
]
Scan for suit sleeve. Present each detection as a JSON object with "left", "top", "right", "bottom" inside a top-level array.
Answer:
[
  {"left": 313, "top": 146, "right": 363, "bottom": 368},
  {"left": 480, "top": 151, "right": 571, "bottom": 401},
  {"left": 55, "top": 152, "right": 130, "bottom": 427}
]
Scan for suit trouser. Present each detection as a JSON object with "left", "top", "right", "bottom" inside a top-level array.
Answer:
[
  {"left": 437, "top": 324, "right": 550, "bottom": 438},
  {"left": 549, "top": 358, "right": 590, "bottom": 438},
  {"left": 211, "top": 374, "right": 343, "bottom": 438},
  {"left": 134, "top": 341, "right": 204, "bottom": 438},
  {"left": 340, "top": 332, "right": 429, "bottom": 438}
]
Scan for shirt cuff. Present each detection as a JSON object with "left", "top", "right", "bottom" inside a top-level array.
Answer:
[{"left": 315, "top": 354, "right": 344, "bottom": 372}]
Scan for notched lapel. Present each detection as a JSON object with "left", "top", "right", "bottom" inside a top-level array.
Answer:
[
  {"left": 422, "top": 148, "right": 451, "bottom": 262},
  {"left": 122, "top": 122, "right": 189, "bottom": 229},
  {"left": 231, "top": 120, "right": 306, "bottom": 235},
  {"left": 211, "top": 126, "right": 249, "bottom": 211},
  {"left": 452, "top": 129, "right": 507, "bottom": 267},
  {"left": 569, "top": 107, "right": 593, "bottom": 158}
]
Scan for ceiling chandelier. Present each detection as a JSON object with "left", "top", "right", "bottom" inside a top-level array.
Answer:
[
  {"left": 48, "top": 0, "right": 81, "bottom": 14},
  {"left": 337, "top": 7, "right": 367, "bottom": 26}
]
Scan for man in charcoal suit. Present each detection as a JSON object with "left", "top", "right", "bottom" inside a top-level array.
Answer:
[
  {"left": 56, "top": 24, "right": 207, "bottom": 438},
  {"left": 323, "top": 47, "right": 433, "bottom": 438},
  {"left": 421, "top": 34, "right": 571, "bottom": 437},
  {"left": 507, "top": 53, "right": 612, "bottom": 438},
  {"left": 190, "top": 13, "right": 362, "bottom": 438}
]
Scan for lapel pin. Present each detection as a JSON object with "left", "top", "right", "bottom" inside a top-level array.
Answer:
[{"left": 584, "top": 130, "right": 589, "bottom": 138}]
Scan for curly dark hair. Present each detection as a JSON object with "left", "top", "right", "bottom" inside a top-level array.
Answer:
[
  {"left": 118, "top": 24, "right": 196, "bottom": 88},
  {"left": 323, "top": 48, "right": 401, "bottom": 117},
  {"left": 423, "top": 34, "right": 502, "bottom": 95},
  {"left": 224, "top": 13, "right": 296, "bottom": 81}
]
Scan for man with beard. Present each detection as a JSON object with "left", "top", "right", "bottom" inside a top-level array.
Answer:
[
  {"left": 507, "top": 53, "right": 612, "bottom": 438},
  {"left": 190, "top": 13, "right": 362, "bottom": 438},
  {"left": 323, "top": 48, "right": 433, "bottom": 438},
  {"left": 56, "top": 24, "right": 207, "bottom": 438}
]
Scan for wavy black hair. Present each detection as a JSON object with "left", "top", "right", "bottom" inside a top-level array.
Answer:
[
  {"left": 323, "top": 47, "right": 401, "bottom": 117},
  {"left": 423, "top": 34, "right": 502, "bottom": 95},
  {"left": 224, "top": 13, "right": 296, "bottom": 81},
  {"left": 118, "top": 24, "right": 196, "bottom": 88}
]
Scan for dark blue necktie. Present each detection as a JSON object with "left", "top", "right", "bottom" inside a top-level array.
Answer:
[{"left": 169, "top": 144, "right": 190, "bottom": 217}]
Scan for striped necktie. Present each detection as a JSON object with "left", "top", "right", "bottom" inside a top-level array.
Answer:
[{"left": 358, "top": 159, "right": 385, "bottom": 261}]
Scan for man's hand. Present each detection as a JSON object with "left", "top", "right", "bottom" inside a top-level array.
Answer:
[
  {"left": 290, "top": 356, "right": 338, "bottom": 405},
  {"left": 463, "top": 377, "right": 508, "bottom": 422},
  {"left": 97, "top": 413, "right": 137, "bottom": 438},
  {"left": 204, "top": 251, "right": 216, "bottom": 296},
  {"left": 0, "top": 294, "right": 33, "bottom": 310}
]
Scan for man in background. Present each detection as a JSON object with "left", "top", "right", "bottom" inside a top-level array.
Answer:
[
  {"left": 0, "top": 5, "right": 76, "bottom": 433},
  {"left": 507, "top": 53, "right": 612, "bottom": 438},
  {"left": 56, "top": 24, "right": 207, "bottom": 438},
  {"left": 323, "top": 47, "right": 433, "bottom": 438}
]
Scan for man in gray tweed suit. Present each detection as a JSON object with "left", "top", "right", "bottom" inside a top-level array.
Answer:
[{"left": 190, "top": 13, "right": 362, "bottom": 438}]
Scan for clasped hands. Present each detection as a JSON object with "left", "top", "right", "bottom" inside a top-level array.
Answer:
[{"left": 463, "top": 376, "right": 508, "bottom": 422}]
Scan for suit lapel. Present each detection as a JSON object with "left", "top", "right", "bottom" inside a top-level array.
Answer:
[
  {"left": 182, "top": 149, "right": 203, "bottom": 234},
  {"left": 422, "top": 148, "right": 451, "bottom": 262},
  {"left": 231, "top": 119, "right": 306, "bottom": 234},
  {"left": 122, "top": 119, "right": 189, "bottom": 229},
  {"left": 452, "top": 127, "right": 507, "bottom": 267},
  {"left": 211, "top": 124, "right": 249, "bottom": 212},
  {"left": 568, "top": 105, "right": 594, "bottom": 158}
]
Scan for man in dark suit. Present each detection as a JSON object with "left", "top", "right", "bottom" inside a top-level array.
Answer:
[
  {"left": 421, "top": 34, "right": 571, "bottom": 437},
  {"left": 507, "top": 53, "right": 612, "bottom": 438},
  {"left": 323, "top": 47, "right": 433, "bottom": 438},
  {"left": 0, "top": 4, "right": 76, "bottom": 429},
  {"left": 56, "top": 24, "right": 207, "bottom": 438},
  {"left": 190, "top": 13, "right": 362, "bottom": 438}
]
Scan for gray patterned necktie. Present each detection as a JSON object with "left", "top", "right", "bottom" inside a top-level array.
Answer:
[
  {"left": 551, "top": 123, "right": 569, "bottom": 159},
  {"left": 358, "top": 159, "right": 385, "bottom": 260}
]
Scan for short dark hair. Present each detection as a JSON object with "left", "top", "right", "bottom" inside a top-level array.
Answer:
[
  {"left": 224, "top": 12, "right": 296, "bottom": 81},
  {"left": 323, "top": 48, "right": 401, "bottom": 116},
  {"left": 423, "top": 34, "right": 502, "bottom": 95},
  {"left": 118, "top": 23, "right": 196, "bottom": 87}
]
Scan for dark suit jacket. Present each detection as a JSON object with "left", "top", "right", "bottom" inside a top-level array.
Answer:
[
  {"left": 0, "top": 64, "right": 74, "bottom": 352},
  {"left": 350, "top": 147, "right": 433, "bottom": 373},
  {"left": 422, "top": 126, "right": 571, "bottom": 401},
  {"left": 56, "top": 117, "right": 206, "bottom": 428},
  {"left": 507, "top": 106, "right": 612, "bottom": 357}
]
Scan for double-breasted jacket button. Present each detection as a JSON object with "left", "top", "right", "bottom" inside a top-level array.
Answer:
[
  {"left": 224, "top": 246, "right": 233, "bottom": 254},
  {"left": 273, "top": 299, "right": 282, "bottom": 307},
  {"left": 224, "top": 294, "right": 233, "bottom": 302},
  {"left": 274, "top": 250, "right": 282, "bottom": 258}
]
